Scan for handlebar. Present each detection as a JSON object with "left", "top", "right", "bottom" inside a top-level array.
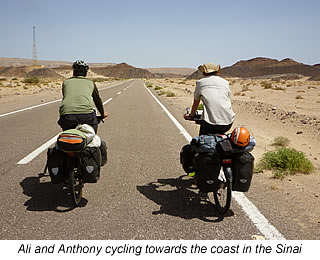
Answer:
[
  {"left": 96, "top": 115, "right": 105, "bottom": 124},
  {"left": 184, "top": 107, "right": 202, "bottom": 123}
]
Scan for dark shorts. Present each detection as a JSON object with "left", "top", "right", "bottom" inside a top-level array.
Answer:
[
  {"left": 58, "top": 112, "right": 98, "bottom": 133},
  {"left": 199, "top": 120, "right": 233, "bottom": 136}
]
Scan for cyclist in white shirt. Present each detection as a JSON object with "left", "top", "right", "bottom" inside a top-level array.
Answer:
[{"left": 184, "top": 63, "right": 235, "bottom": 135}]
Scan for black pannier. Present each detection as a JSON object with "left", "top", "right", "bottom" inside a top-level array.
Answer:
[
  {"left": 232, "top": 151, "right": 254, "bottom": 192},
  {"left": 100, "top": 140, "right": 108, "bottom": 166},
  {"left": 193, "top": 152, "right": 221, "bottom": 193},
  {"left": 47, "top": 147, "right": 66, "bottom": 184},
  {"left": 80, "top": 146, "right": 101, "bottom": 183},
  {"left": 180, "top": 144, "right": 196, "bottom": 173}
]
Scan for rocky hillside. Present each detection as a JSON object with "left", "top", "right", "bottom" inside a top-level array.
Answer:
[
  {"left": 91, "top": 62, "right": 154, "bottom": 79},
  {"left": 146, "top": 67, "right": 196, "bottom": 78},
  {"left": 222, "top": 57, "right": 320, "bottom": 78},
  {"left": 0, "top": 66, "right": 64, "bottom": 78},
  {"left": 187, "top": 57, "right": 320, "bottom": 80}
]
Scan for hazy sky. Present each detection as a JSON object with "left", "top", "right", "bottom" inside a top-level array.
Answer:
[{"left": 0, "top": 0, "right": 319, "bottom": 68}]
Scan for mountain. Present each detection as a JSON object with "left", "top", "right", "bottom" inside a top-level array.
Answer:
[
  {"left": 0, "top": 57, "right": 115, "bottom": 68},
  {"left": 146, "top": 67, "right": 196, "bottom": 78},
  {"left": 187, "top": 57, "right": 320, "bottom": 80},
  {"left": 91, "top": 62, "right": 154, "bottom": 79},
  {"left": 0, "top": 66, "right": 64, "bottom": 78},
  {"left": 221, "top": 57, "right": 320, "bottom": 78}
]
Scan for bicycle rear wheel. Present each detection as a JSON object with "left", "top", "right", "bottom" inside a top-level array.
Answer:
[
  {"left": 214, "top": 179, "right": 232, "bottom": 215},
  {"left": 69, "top": 168, "right": 83, "bottom": 206}
]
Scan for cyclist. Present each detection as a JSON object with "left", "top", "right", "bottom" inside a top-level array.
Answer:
[
  {"left": 184, "top": 62, "right": 235, "bottom": 135},
  {"left": 58, "top": 60, "right": 108, "bottom": 133}
]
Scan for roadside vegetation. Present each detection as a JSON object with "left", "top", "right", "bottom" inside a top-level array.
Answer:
[
  {"left": 90, "top": 77, "right": 110, "bottom": 83},
  {"left": 22, "top": 77, "right": 40, "bottom": 84},
  {"left": 256, "top": 139, "right": 314, "bottom": 179},
  {"left": 146, "top": 82, "right": 177, "bottom": 98},
  {"left": 271, "top": 136, "right": 290, "bottom": 147}
]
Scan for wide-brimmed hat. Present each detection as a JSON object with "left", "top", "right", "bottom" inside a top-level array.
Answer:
[{"left": 198, "top": 63, "right": 220, "bottom": 74}]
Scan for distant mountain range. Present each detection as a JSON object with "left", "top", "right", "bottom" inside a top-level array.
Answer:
[
  {"left": 91, "top": 63, "right": 154, "bottom": 79},
  {"left": 188, "top": 57, "right": 320, "bottom": 80},
  {"left": 0, "top": 57, "right": 319, "bottom": 80}
]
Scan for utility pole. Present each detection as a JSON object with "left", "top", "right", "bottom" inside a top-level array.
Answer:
[{"left": 32, "top": 26, "right": 37, "bottom": 66}]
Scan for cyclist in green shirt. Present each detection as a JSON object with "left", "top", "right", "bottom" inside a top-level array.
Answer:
[{"left": 58, "top": 60, "right": 108, "bottom": 133}]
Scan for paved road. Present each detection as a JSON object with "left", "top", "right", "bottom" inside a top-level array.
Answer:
[{"left": 0, "top": 79, "right": 281, "bottom": 240}]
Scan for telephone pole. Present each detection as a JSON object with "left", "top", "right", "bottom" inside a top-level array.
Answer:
[{"left": 32, "top": 26, "right": 37, "bottom": 66}]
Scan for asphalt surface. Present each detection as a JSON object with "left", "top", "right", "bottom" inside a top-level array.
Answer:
[{"left": 0, "top": 79, "right": 274, "bottom": 239}]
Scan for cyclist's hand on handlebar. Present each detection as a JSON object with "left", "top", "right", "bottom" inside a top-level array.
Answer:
[
  {"left": 103, "top": 111, "right": 109, "bottom": 118},
  {"left": 184, "top": 113, "right": 194, "bottom": 120}
]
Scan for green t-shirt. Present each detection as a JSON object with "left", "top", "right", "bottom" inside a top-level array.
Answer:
[{"left": 59, "top": 77, "right": 95, "bottom": 115}]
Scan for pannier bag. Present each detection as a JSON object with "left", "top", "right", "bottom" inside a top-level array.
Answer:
[
  {"left": 232, "top": 151, "right": 254, "bottom": 192},
  {"left": 192, "top": 135, "right": 221, "bottom": 193},
  {"left": 180, "top": 144, "right": 195, "bottom": 173},
  {"left": 80, "top": 146, "right": 101, "bottom": 183},
  {"left": 193, "top": 152, "right": 221, "bottom": 192},
  {"left": 100, "top": 140, "right": 108, "bottom": 166},
  {"left": 56, "top": 129, "right": 87, "bottom": 153},
  {"left": 47, "top": 147, "right": 65, "bottom": 184}
]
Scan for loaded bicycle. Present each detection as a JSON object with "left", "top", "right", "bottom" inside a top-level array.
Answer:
[
  {"left": 181, "top": 108, "right": 255, "bottom": 215},
  {"left": 45, "top": 116, "right": 107, "bottom": 207}
]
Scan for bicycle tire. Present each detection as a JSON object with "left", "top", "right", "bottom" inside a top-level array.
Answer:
[
  {"left": 214, "top": 179, "right": 232, "bottom": 215},
  {"left": 69, "top": 168, "right": 83, "bottom": 207}
]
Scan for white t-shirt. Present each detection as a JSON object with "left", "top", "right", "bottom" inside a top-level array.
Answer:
[{"left": 194, "top": 75, "right": 235, "bottom": 125}]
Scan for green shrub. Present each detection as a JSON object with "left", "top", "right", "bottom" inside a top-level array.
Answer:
[
  {"left": 197, "top": 103, "right": 204, "bottom": 110},
  {"left": 146, "top": 83, "right": 153, "bottom": 88},
  {"left": 166, "top": 91, "right": 176, "bottom": 97},
  {"left": 23, "top": 77, "right": 40, "bottom": 84},
  {"left": 241, "top": 85, "right": 250, "bottom": 92},
  {"left": 272, "top": 136, "right": 290, "bottom": 147},
  {"left": 91, "top": 77, "right": 108, "bottom": 83},
  {"left": 256, "top": 147, "right": 314, "bottom": 179},
  {"left": 296, "top": 95, "right": 303, "bottom": 99},
  {"left": 261, "top": 81, "right": 273, "bottom": 89},
  {"left": 0, "top": 78, "right": 7, "bottom": 81},
  {"left": 155, "top": 86, "right": 163, "bottom": 90}
]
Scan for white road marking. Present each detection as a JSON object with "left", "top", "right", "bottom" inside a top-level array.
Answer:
[
  {"left": 17, "top": 134, "right": 59, "bottom": 164},
  {"left": 145, "top": 85, "right": 193, "bottom": 142},
  {"left": 144, "top": 82, "right": 285, "bottom": 240},
  {"left": 0, "top": 99, "right": 62, "bottom": 118},
  {"left": 233, "top": 192, "right": 285, "bottom": 239},
  {"left": 117, "top": 92, "right": 122, "bottom": 95},
  {"left": 103, "top": 98, "right": 113, "bottom": 105}
]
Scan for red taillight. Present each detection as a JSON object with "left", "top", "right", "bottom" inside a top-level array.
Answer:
[
  {"left": 67, "top": 152, "right": 76, "bottom": 157},
  {"left": 223, "top": 159, "right": 232, "bottom": 164}
]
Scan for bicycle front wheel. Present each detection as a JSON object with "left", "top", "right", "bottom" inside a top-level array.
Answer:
[
  {"left": 69, "top": 169, "right": 83, "bottom": 207},
  {"left": 214, "top": 180, "right": 232, "bottom": 215}
]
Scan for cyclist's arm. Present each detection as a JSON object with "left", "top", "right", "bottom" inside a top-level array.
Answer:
[
  {"left": 190, "top": 81, "right": 201, "bottom": 116},
  {"left": 190, "top": 99, "right": 200, "bottom": 117},
  {"left": 92, "top": 83, "right": 105, "bottom": 117},
  {"left": 61, "top": 82, "right": 65, "bottom": 96}
]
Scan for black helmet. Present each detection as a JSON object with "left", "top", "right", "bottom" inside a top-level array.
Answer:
[{"left": 72, "top": 60, "right": 89, "bottom": 72}]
